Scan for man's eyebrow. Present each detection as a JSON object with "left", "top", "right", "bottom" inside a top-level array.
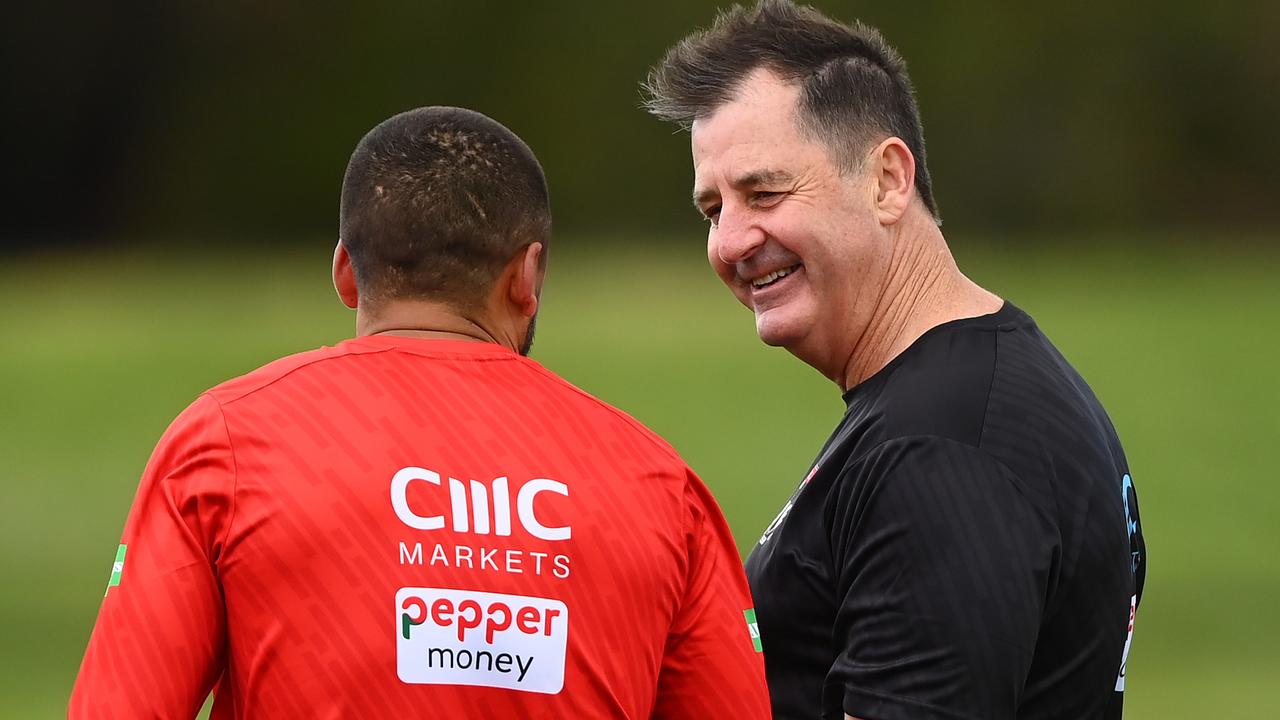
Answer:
[
  {"left": 692, "top": 169, "right": 796, "bottom": 209},
  {"left": 692, "top": 187, "right": 719, "bottom": 210},
  {"left": 734, "top": 169, "right": 795, "bottom": 188}
]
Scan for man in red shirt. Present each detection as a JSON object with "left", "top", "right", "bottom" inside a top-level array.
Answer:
[{"left": 71, "top": 106, "right": 769, "bottom": 719}]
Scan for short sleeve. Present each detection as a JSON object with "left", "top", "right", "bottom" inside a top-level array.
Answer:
[
  {"left": 826, "top": 437, "right": 1058, "bottom": 720},
  {"left": 70, "top": 393, "right": 237, "bottom": 718},
  {"left": 652, "top": 468, "right": 771, "bottom": 719}
]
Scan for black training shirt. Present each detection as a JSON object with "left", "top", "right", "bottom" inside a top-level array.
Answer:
[{"left": 745, "top": 302, "right": 1146, "bottom": 720}]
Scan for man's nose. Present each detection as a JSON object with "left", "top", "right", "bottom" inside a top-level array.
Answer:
[{"left": 712, "top": 207, "right": 766, "bottom": 265}]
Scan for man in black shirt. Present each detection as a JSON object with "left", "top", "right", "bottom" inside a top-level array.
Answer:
[{"left": 643, "top": 1, "right": 1146, "bottom": 718}]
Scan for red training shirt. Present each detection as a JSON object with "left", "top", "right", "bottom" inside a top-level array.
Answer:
[{"left": 70, "top": 336, "right": 769, "bottom": 718}]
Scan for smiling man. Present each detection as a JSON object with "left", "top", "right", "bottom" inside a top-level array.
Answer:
[{"left": 645, "top": 1, "right": 1146, "bottom": 719}]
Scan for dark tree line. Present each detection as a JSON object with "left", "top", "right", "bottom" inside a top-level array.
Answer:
[{"left": 4, "top": 0, "right": 1278, "bottom": 248}]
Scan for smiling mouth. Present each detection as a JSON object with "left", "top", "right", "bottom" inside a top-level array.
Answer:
[{"left": 750, "top": 264, "right": 802, "bottom": 289}]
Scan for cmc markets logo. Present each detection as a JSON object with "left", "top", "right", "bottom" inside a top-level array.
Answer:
[
  {"left": 396, "top": 587, "right": 568, "bottom": 694},
  {"left": 391, "top": 466, "right": 570, "bottom": 541}
]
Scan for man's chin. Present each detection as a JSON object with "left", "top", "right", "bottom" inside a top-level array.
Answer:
[{"left": 754, "top": 313, "right": 805, "bottom": 349}]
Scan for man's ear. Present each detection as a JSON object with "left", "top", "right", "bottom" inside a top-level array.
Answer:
[
  {"left": 333, "top": 241, "right": 359, "bottom": 309},
  {"left": 871, "top": 137, "right": 916, "bottom": 225},
  {"left": 507, "top": 242, "right": 545, "bottom": 319}
]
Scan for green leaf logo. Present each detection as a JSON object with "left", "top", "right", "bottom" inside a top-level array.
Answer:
[
  {"left": 105, "top": 544, "right": 127, "bottom": 596},
  {"left": 744, "top": 608, "right": 762, "bottom": 652}
]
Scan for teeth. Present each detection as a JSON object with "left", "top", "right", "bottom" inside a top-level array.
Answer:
[{"left": 752, "top": 265, "right": 798, "bottom": 288}]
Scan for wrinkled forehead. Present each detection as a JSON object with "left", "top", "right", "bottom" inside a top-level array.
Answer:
[
  {"left": 690, "top": 70, "right": 826, "bottom": 192},
  {"left": 691, "top": 68, "right": 803, "bottom": 152}
]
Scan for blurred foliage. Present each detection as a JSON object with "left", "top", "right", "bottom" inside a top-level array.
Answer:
[{"left": 4, "top": 0, "right": 1280, "bottom": 246}]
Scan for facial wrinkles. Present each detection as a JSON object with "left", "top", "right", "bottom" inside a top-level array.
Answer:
[
  {"left": 693, "top": 72, "right": 836, "bottom": 304},
  {"left": 692, "top": 70, "right": 912, "bottom": 385},
  {"left": 734, "top": 242, "right": 800, "bottom": 282}
]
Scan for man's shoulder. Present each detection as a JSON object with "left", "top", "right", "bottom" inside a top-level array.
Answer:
[
  {"left": 519, "top": 361, "right": 687, "bottom": 468},
  {"left": 849, "top": 302, "right": 1090, "bottom": 452},
  {"left": 203, "top": 337, "right": 515, "bottom": 405},
  {"left": 203, "top": 341, "right": 373, "bottom": 406},
  {"left": 852, "top": 309, "right": 1010, "bottom": 449},
  {"left": 198, "top": 339, "right": 687, "bottom": 468},
  {"left": 850, "top": 301, "right": 1124, "bottom": 507}
]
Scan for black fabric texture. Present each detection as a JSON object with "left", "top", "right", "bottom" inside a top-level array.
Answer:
[{"left": 745, "top": 302, "right": 1146, "bottom": 720}]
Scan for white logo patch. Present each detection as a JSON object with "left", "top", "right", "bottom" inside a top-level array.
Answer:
[
  {"left": 758, "top": 499, "right": 793, "bottom": 545},
  {"left": 396, "top": 587, "right": 568, "bottom": 694},
  {"left": 759, "top": 465, "right": 819, "bottom": 545},
  {"left": 1115, "top": 594, "right": 1136, "bottom": 691}
]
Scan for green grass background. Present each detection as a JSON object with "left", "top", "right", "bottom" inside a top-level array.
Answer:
[{"left": 2, "top": 237, "right": 1277, "bottom": 717}]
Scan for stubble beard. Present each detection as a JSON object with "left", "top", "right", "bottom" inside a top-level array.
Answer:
[{"left": 519, "top": 313, "right": 538, "bottom": 356}]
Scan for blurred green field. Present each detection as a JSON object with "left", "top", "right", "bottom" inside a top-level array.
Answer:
[{"left": 2, "top": 237, "right": 1277, "bottom": 717}]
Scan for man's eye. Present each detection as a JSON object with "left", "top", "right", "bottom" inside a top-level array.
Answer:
[
  {"left": 703, "top": 206, "right": 721, "bottom": 225},
  {"left": 753, "top": 191, "right": 783, "bottom": 206}
]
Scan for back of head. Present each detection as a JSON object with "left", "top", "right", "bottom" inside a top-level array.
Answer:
[
  {"left": 339, "top": 107, "right": 552, "bottom": 313},
  {"left": 643, "top": 0, "right": 939, "bottom": 223}
]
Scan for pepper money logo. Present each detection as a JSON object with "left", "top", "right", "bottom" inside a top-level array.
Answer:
[{"left": 397, "top": 587, "right": 569, "bottom": 694}]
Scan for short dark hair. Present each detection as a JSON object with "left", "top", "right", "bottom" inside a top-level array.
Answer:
[
  {"left": 643, "top": 0, "right": 939, "bottom": 223},
  {"left": 339, "top": 107, "right": 551, "bottom": 311}
]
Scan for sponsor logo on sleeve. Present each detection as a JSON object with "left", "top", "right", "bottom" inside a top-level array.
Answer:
[
  {"left": 1115, "top": 593, "right": 1136, "bottom": 691},
  {"left": 104, "top": 544, "right": 126, "bottom": 597},
  {"left": 744, "top": 608, "right": 762, "bottom": 652},
  {"left": 396, "top": 587, "right": 569, "bottom": 694},
  {"left": 758, "top": 465, "right": 819, "bottom": 546},
  {"left": 1121, "top": 473, "right": 1142, "bottom": 573}
]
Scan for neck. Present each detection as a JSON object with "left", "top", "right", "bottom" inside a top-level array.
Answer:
[
  {"left": 838, "top": 223, "right": 1001, "bottom": 392},
  {"left": 356, "top": 299, "right": 513, "bottom": 351}
]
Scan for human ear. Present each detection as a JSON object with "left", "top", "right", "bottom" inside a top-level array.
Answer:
[
  {"left": 872, "top": 137, "right": 916, "bottom": 225},
  {"left": 507, "top": 241, "right": 545, "bottom": 319},
  {"left": 333, "top": 241, "right": 359, "bottom": 309}
]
